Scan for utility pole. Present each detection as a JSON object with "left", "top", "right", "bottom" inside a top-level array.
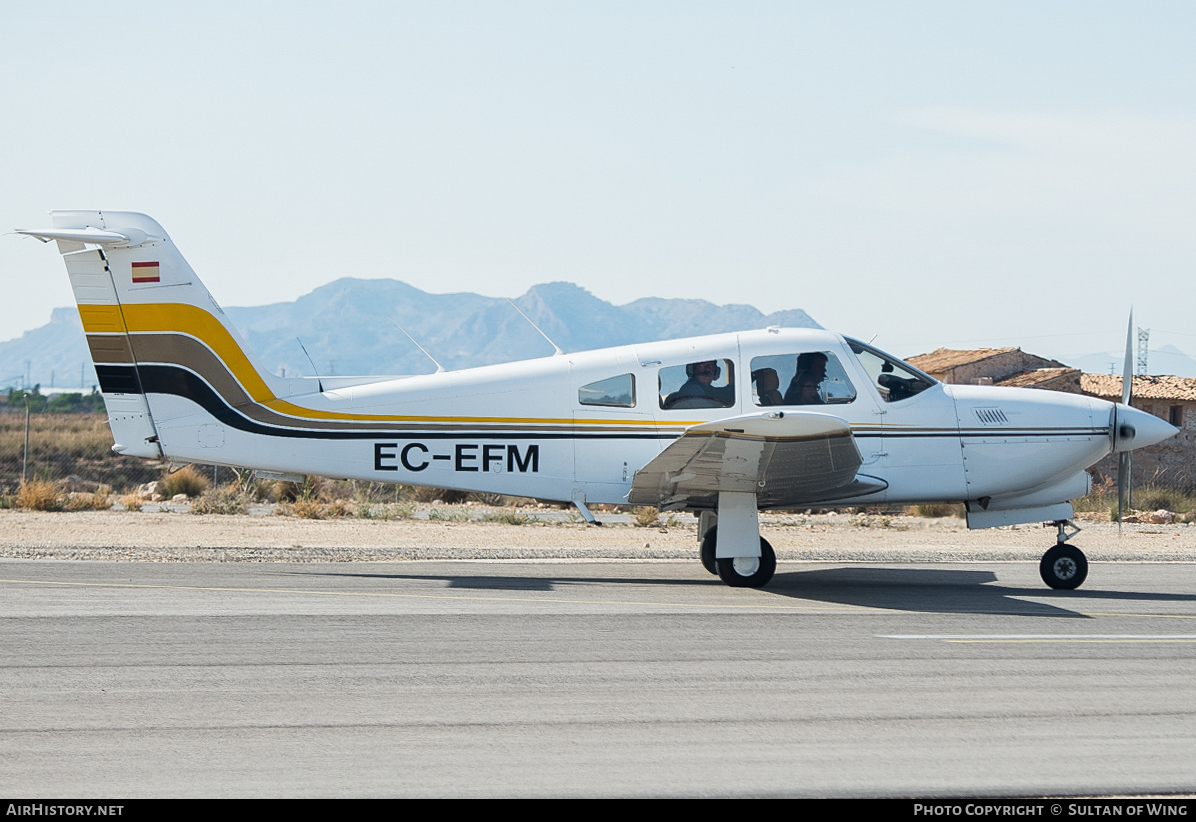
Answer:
[
  {"left": 22, "top": 392, "right": 31, "bottom": 484},
  {"left": 1137, "top": 328, "right": 1150, "bottom": 376}
]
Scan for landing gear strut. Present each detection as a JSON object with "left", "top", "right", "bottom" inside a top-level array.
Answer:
[
  {"left": 697, "top": 493, "right": 778, "bottom": 588},
  {"left": 1039, "top": 520, "right": 1087, "bottom": 590}
]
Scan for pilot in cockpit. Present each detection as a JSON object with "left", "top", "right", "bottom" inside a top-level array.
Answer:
[
  {"left": 663, "top": 360, "right": 734, "bottom": 408},
  {"left": 783, "top": 352, "right": 828, "bottom": 405}
]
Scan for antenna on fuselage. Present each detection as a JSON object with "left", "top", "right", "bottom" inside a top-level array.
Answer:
[
  {"left": 295, "top": 337, "right": 324, "bottom": 392},
  {"left": 507, "top": 299, "right": 564, "bottom": 356},
  {"left": 389, "top": 318, "right": 446, "bottom": 373}
]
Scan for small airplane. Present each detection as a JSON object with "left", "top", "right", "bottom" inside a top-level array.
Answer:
[{"left": 18, "top": 211, "right": 1179, "bottom": 590}]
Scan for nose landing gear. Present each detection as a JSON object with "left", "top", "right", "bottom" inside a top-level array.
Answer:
[{"left": 1040, "top": 520, "right": 1087, "bottom": 590}]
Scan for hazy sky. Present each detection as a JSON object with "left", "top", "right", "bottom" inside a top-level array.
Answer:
[{"left": 3, "top": 1, "right": 1194, "bottom": 362}]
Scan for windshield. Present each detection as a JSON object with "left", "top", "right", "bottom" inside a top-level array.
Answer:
[{"left": 845, "top": 338, "right": 936, "bottom": 403}]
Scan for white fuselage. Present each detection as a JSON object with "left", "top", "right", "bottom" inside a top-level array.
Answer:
[{"left": 147, "top": 327, "right": 1119, "bottom": 509}]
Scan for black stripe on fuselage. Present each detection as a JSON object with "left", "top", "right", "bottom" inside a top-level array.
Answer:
[
  {"left": 95, "top": 364, "right": 144, "bottom": 395},
  {"left": 121, "top": 364, "right": 676, "bottom": 441}
]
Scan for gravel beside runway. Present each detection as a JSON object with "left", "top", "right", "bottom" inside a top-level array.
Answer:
[{"left": 1, "top": 508, "right": 1193, "bottom": 563}]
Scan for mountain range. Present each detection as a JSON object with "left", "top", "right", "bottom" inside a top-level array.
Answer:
[
  {"left": 0, "top": 279, "right": 821, "bottom": 389},
  {"left": 8, "top": 278, "right": 1193, "bottom": 390}
]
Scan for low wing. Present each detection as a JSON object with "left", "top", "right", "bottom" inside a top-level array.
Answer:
[{"left": 628, "top": 410, "right": 886, "bottom": 510}]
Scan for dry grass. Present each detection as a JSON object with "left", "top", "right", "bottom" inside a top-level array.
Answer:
[
  {"left": 272, "top": 476, "right": 327, "bottom": 503},
  {"left": 17, "top": 479, "right": 63, "bottom": 511},
  {"left": 287, "top": 498, "right": 325, "bottom": 519},
  {"left": 351, "top": 481, "right": 406, "bottom": 506},
  {"left": 190, "top": 485, "right": 251, "bottom": 515},
  {"left": 160, "top": 466, "right": 212, "bottom": 499},
  {"left": 1073, "top": 475, "right": 1196, "bottom": 522},
  {"left": 1073, "top": 475, "right": 1116, "bottom": 513},
  {"left": 410, "top": 485, "right": 469, "bottom": 504},
  {"left": 357, "top": 501, "right": 415, "bottom": 520},
  {"left": 427, "top": 506, "right": 469, "bottom": 522},
  {"left": 1132, "top": 486, "right": 1196, "bottom": 516},
  {"left": 908, "top": 503, "right": 966, "bottom": 518},
  {"left": 325, "top": 498, "right": 353, "bottom": 518},
  {"left": 121, "top": 493, "right": 144, "bottom": 512},
  {"left": 482, "top": 508, "right": 531, "bottom": 525},
  {"left": 0, "top": 414, "right": 112, "bottom": 464},
  {"left": 63, "top": 487, "right": 112, "bottom": 511},
  {"left": 632, "top": 506, "right": 660, "bottom": 527},
  {"left": 0, "top": 412, "right": 165, "bottom": 491}
]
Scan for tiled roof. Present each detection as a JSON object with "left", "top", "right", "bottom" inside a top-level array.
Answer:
[
  {"left": 1081, "top": 374, "right": 1196, "bottom": 401},
  {"left": 907, "top": 347, "right": 1019, "bottom": 373},
  {"left": 997, "top": 367, "right": 1080, "bottom": 388}
]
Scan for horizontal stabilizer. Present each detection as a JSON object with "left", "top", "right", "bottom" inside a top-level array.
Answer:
[{"left": 17, "top": 226, "right": 158, "bottom": 246}]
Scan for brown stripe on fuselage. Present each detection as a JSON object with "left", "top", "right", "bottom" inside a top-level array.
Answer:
[
  {"left": 129, "top": 333, "right": 254, "bottom": 408},
  {"left": 86, "top": 334, "right": 135, "bottom": 364},
  {"left": 126, "top": 332, "right": 684, "bottom": 436}
]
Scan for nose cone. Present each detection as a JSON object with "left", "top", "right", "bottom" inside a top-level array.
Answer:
[{"left": 1115, "top": 404, "right": 1180, "bottom": 452}]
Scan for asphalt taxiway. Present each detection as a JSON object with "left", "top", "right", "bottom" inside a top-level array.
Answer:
[{"left": 2, "top": 559, "right": 1194, "bottom": 797}]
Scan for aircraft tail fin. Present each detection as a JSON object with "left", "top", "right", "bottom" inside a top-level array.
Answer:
[{"left": 18, "top": 211, "right": 285, "bottom": 459}]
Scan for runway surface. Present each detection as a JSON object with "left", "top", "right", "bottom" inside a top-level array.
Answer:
[{"left": 2, "top": 558, "right": 1195, "bottom": 797}]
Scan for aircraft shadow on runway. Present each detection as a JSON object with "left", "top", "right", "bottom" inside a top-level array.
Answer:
[
  {"left": 289, "top": 565, "right": 1196, "bottom": 618},
  {"left": 765, "top": 567, "right": 1080, "bottom": 617}
]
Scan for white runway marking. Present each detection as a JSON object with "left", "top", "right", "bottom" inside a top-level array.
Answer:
[{"left": 882, "top": 634, "right": 1196, "bottom": 643}]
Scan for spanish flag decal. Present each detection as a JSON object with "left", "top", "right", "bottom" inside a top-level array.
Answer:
[{"left": 131, "top": 261, "right": 160, "bottom": 283}]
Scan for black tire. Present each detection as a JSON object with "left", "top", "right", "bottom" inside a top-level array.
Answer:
[
  {"left": 700, "top": 528, "right": 719, "bottom": 575},
  {"left": 716, "top": 537, "right": 777, "bottom": 588},
  {"left": 1040, "top": 543, "right": 1088, "bottom": 590}
]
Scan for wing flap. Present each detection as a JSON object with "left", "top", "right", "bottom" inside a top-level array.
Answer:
[{"left": 629, "top": 410, "right": 879, "bottom": 508}]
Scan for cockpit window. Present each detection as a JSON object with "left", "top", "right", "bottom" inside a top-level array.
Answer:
[
  {"left": 750, "top": 352, "right": 856, "bottom": 406},
  {"left": 658, "top": 359, "right": 735, "bottom": 410},
  {"left": 845, "top": 338, "right": 936, "bottom": 403},
  {"left": 579, "top": 374, "right": 636, "bottom": 408}
]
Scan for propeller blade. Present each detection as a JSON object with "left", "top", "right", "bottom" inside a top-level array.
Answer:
[
  {"left": 1118, "top": 451, "right": 1128, "bottom": 534},
  {"left": 1122, "top": 309, "right": 1134, "bottom": 406},
  {"left": 1127, "top": 451, "right": 1133, "bottom": 512}
]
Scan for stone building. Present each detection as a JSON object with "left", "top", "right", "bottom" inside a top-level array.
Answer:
[
  {"left": 906, "top": 347, "right": 1082, "bottom": 393},
  {"left": 1079, "top": 375, "right": 1196, "bottom": 493}
]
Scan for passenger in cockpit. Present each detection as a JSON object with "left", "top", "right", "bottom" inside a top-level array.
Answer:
[
  {"left": 783, "top": 352, "right": 828, "bottom": 405},
  {"left": 752, "top": 368, "right": 783, "bottom": 406},
  {"left": 791, "top": 372, "right": 822, "bottom": 405}
]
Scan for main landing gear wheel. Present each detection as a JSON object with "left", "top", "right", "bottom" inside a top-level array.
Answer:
[
  {"left": 1040, "top": 543, "right": 1088, "bottom": 590},
  {"left": 700, "top": 529, "right": 719, "bottom": 575},
  {"left": 714, "top": 537, "right": 776, "bottom": 588}
]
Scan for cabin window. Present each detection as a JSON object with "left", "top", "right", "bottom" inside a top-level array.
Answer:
[
  {"left": 578, "top": 374, "right": 636, "bottom": 408},
  {"left": 750, "top": 352, "right": 857, "bottom": 407},
  {"left": 658, "top": 359, "right": 735, "bottom": 409},
  {"left": 846, "top": 338, "right": 935, "bottom": 403}
]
